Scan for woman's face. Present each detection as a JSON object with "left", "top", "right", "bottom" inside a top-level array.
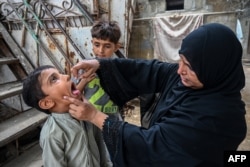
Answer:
[{"left": 177, "top": 55, "right": 203, "bottom": 89}]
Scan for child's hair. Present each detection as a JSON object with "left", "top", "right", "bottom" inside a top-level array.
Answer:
[
  {"left": 91, "top": 20, "right": 121, "bottom": 44},
  {"left": 22, "top": 65, "right": 55, "bottom": 114}
]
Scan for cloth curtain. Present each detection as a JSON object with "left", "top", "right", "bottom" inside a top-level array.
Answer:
[{"left": 153, "top": 14, "right": 204, "bottom": 62}]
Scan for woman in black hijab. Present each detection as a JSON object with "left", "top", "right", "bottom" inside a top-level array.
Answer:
[{"left": 66, "top": 23, "right": 247, "bottom": 167}]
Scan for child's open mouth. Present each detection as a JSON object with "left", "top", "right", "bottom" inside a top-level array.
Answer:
[{"left": 71, "top": 82, "right": 80, "bottom": 96}]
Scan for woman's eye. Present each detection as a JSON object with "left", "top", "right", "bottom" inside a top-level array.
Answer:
[
  {"left": 185, "top": 63, "right": 193, "bottom": 71},
  {"left": 189, "top": 66, "right": 193, "bottom": 71}
]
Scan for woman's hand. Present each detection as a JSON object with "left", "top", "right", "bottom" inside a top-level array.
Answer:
[
  {"left": 71, "top": 59, "right": 100, "bottom": 81},
  {"left": 76, "top": 73, "right": 96, "bottom": 92},
  {"left": 64, "top": 95, "right": 108, "bottom": 129}
]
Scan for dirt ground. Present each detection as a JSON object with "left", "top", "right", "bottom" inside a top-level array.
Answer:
[{"left": 124, "top": 98, "right": 141, "bottom": 126}]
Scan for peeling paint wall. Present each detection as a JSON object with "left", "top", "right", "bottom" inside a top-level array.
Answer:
[{"left": 128, "top": 0, "right": 250, "bottom": 61}]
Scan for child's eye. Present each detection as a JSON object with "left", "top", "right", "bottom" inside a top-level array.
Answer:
[
  {"left": 59, "top": 71, "right": 65, "bottom": 75},
  {"left": 94, "top": 43, "right": 100, "bottom": 47},
  {"left": 50, "top": 75, "right": 58, "bottom": 83}
]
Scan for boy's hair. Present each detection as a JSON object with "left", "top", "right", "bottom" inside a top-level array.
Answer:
[
  {"left": 22, "top": 65, "right": 55, "bottom": 114},
  {"left": 91, "top": 20, "right": 121, "bottom": 44}
]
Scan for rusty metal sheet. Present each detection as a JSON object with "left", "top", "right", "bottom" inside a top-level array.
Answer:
[{"left": 68, "top": 26, "right": 93, "bottom": 60}]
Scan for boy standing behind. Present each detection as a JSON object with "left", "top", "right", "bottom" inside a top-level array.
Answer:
[
  {"left": 22, "top": 65, "right": 112, "bottom": 167},
  {"left": 77, "top": 20, "right": 155, "bottom": 123},
  {"left": 77, "top": 20, "right": 124, "bottom": 120},
  {"left": 91, "top": 20, "right": 121, "bottom": 59}
]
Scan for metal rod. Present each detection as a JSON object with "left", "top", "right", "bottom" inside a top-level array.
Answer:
[
  {"left": 7, "top": 0, "right": 63, "bottom": 72},
  {"left": 133, "top": 11, "right": 237, "bottom": 21},
  {"left": 73, "top": 0, "right": 94, "bottom": 24},
  {"left": 20, "top": 0, "right": 29, "bottom": 47},
  {"left": 40, "top": 0, "right": 86, "bottom": 60},
  {"left": 23, "top": 0, "right": 74, "bottom": 66},
  {"left": 35, "top": 3, "right": 41, "bottom": 67}
]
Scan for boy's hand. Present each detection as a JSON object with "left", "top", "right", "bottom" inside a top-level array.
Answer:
[{"left": 71, "top": 59, "right": 100, "bottom": 80}]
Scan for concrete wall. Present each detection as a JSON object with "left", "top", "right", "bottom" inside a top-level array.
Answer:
[{"left": 128, "top": 0, "right": 250, "bottom": 60}]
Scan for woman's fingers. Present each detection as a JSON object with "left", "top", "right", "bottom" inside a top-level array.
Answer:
[
  {"left": 71, "top": 59, "right": 100, "bottom": 79},
  {"left": 64, "top": 96, "right": 85, "bottom": 118},
  {"left": 64, "top": 95, "right": 97, "bottom": 121},
  {"left": 64, "top": 95, "right": 107, "bottom": 129},
  {"left": 64, "top": 95, "right": 82, "bottom": 105}
]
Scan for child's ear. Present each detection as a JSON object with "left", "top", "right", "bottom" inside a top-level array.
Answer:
[{"left": 39, "top": 98, "right": 55, "bottom": 110}]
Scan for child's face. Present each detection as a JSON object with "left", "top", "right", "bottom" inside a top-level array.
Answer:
[
  {"left": 39, "top": 68, "right": 81, "bottom": 113},
  {"left": 92, "top": 38, "right": 119, "bottom": 58}
]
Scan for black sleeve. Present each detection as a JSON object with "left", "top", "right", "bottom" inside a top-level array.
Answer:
[
  {"left": 102, "top": 116, "right": 123, "bottom": 162},
  {"left": 96, "top": 58, "right": 177, "bottom": 106}
]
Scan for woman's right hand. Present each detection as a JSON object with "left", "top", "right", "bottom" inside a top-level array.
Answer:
[
  {"left": 71, "top": 59, "right": 100, "bottom": 81},
  {"left": 64, "top": 95, "right": 108, "bottom": 129}
]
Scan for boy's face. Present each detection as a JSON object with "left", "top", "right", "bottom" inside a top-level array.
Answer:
[
  {"left": 38, "top": 68, "right": 81, "bottom": 113},
  {"left": 92, "top": 38, "right": 119, "bottom": 58}
]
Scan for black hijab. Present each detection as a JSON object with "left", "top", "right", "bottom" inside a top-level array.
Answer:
[{"left": 179, "top": 23, "right": 245, "bottom": 93}]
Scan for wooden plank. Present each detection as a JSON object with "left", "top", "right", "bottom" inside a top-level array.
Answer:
[
  {"left": 0, "top": 22, "right": 35, "bottom": 73},
  {"left": 0, "top": 108, "right": 48, "bottom": 147},
  {"left": 0, "top": 57, "right": 19, "bottom": 65},
  {"left": 0, "top": 81, "right": 23, "bottom": 100},
  {"left": 0, "top": 39, "right": 27, "bottom": 80},
  {"left": 0, "top": 103, "right": 19, "bottom": 123},
  {"left": 3, "top": 144, "right": 43, "bottom": 167}
]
